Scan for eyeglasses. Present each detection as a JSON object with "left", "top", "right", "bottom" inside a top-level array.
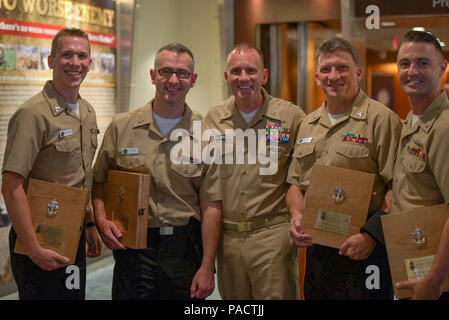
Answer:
[{"left": 157, "top": 68, "right": 191, "bottom": 79}]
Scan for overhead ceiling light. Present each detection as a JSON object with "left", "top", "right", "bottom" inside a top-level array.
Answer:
[
  {"left": 413, "top": 27, "right": 426, "bottom": 31},
  {"left": 381, "top": 22, "right": 396, "bottom": 27}
]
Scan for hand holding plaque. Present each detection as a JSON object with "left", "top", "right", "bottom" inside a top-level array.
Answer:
[
  {"left": 302, "top": 164, "right": 375, "bottom": 249},
  {"left": 381, "top": 204, "right": 449, "bottom": 299},
  {"left": 14, "top": 179, "right": 89, "bottom": 265},
  {"left": 105, "top": 170, "right": 150, "bottom": 249}
]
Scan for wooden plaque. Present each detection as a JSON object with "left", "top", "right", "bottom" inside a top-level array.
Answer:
[
  {"left": 381, "top": 204, "right": 449, "bottom": 299},
  {"left": 105, "top": 170, "right": 150, "bottom": 249},
  {"left": 14, "top": 179, "right": 89, "bottom": 264},
  {"left": 302, "top": 164, "right": 375, "bottom": 249}
]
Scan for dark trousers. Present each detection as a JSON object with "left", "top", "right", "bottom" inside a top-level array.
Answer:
[
  {"left": 9, "top": 226, "right": 86, "bottom": 300},
  {"left": 304, "top": 244, "right": 393, "bottom": 300},
  {"left": 112, "top": 218, "right": 202, "bottom": 300}
]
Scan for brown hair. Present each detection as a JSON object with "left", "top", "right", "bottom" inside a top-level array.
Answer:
[
  {"left": 399, "top": 30, "right": 444, "bottom": 58},
  {"left": 51, "top": 28, "right": 90, "bottom": 57},
  {"left": 315, "top": 37, "right": 359, "bottom": 66}
]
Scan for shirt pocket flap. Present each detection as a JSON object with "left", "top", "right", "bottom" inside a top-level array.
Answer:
[
  {"left": 336, "top": 143, "right": 369, "bottom": 159},
  {"left": 293, "top": 144, "right": 315, "bottom": 159},
  {"left": 54, "top": 137, "right": 80, "bottom": 152},
  {"left": 405, "top": 157, "right": 427, "bottom": 173},
  {"left": 171, "top": 163, "right": 203, "bottom": 178},
  {"left": 117, "top": 155, "right": 146, "bottom": 169}
]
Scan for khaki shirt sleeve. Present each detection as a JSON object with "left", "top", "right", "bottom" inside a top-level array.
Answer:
[
  {"left": 285, "top": 107, "right": 307, "bottom": 187},
  {"left": 199, "top": 162, "right": 222, "bottom": 202},
  {"left": 373, "top": 110, "right": 402, "bottom": 185},
  {"left": 2, "top": 107, "right": 43, "bottom": 179},
  {"left": 286, "top": 145, "right": 305, "bottom": 187},
  {"left": 429, "top": 126, "right": 449, "bottom": 203},
  {"left": 92, "top": 119, "right": 117, "bottom": 183}
]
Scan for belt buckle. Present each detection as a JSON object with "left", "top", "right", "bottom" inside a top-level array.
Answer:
[
  {"left": 237, "top": 222, "right": 252, "bottom": 232},
  {"left": 160, "top": 226, "right": 174, "bottom": 235}
]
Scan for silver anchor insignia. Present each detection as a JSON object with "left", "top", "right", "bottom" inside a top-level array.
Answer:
[
  {"left": 332, "top": 184, "right": 345, "bottom": 204},
  {"left": 412, "top": 226, "right": 426, "bottom": 248},
  {"left": 47, "top": 199, "right": 59, "bottom": 217}
]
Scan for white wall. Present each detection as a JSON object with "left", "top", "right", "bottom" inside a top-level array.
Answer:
[{"left": 129, "top": 0, "right": 226, "bottom": 116}]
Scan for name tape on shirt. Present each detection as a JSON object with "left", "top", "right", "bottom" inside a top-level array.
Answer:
[
  {"left": 121, "top": 147, "right": 140, "bottom": 155},
  {"left": 59, "top": 129, "right": 73, "bottom": 138},
  {"left": 297, "top": 137, "right": 313, "bottom": 144}
]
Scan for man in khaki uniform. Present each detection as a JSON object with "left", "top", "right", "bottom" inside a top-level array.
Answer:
[
  {"left": 392, "top": 31, "right": 449, "bottom": 300},
  {"left": 1, "top": 28, "right": 102, "bottom": 300},
  {"left": 203, "top": 43, "right": 305, "bottom": 299},
  {"left": 286, "top": 37, "right": 402, "bottom": 299},
  {"left": 92, "top": 43, "right": 222, "bottom": 300}
]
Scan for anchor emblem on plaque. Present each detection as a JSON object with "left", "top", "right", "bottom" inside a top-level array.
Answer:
[
  {"left": 332, "top": 184, "right": 345, "bottom": 204},
  {"left": 112, "top": 186, "right": 128, "bottom": 231},
  {"left": 117, "top": 186, "right": 125, "bottom": 204},
  {"left": 47, "top": 199, "right": 59, "bottom": 217},
  {"left": 411, "top": 226, "right": 426, "bottom": 248}
]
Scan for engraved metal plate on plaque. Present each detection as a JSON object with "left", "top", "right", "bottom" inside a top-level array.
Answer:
[
  {"left": 314, "top": 209, "right": 352, "bottom": 235},
  {"left": 404, "top": 255, "right": 435, "bottom": 281},
  {"left": 35, "top": 224, "right": 64, "bottom": 248}
]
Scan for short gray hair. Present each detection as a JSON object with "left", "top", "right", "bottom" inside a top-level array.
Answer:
[{"left": 154, "top": 43, "right": 195, "bottom": 71}]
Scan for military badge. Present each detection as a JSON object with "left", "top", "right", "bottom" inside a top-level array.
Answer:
[
  {"left": 407, "top": 145, "right": 426, "bottom": 159},
  {"left": 266, "top": 124, "right": 290, "bottom": 142},
  {"left": 342, "top": 133, "right": 368, "bottom": 144}
]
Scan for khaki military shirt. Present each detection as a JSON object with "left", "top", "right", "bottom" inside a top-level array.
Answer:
[
  {"left": 202, "top": 88, "right": 306, "bottom": 221},
  {"left": 287, "top": 90, "right": 402, "bottom": 213},
  {"left": 392, "top": 91, "right": 449, "bottom": 213},
  {"left": 2, "top": 81, "right": 99, "bottom": 191},
  {"left": 93, "top": 101, "right": 221, "bottom": 228}
]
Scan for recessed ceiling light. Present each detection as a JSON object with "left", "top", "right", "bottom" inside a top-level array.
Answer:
[
  {"left": 412, "top": 27, "right": 426, "bottom": 31},
  {"left": 381, "top": 22, "right": 396, "bottom": 27}
]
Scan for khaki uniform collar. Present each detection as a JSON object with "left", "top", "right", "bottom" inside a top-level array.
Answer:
[
  {"left": 308, "top": 89, "right": 369, "bottom": 125},
  {"left": 133, "top": 99, "right": 196, "bottom": 138},
  {"left": 219, "top": 88, "right": 282, "bottom": 123},
  {"left": 43, "top": 81, "right": 90, "bottom": 121},
  {"left": 404, "top": 91, "right": 448, "bottom": 134}
]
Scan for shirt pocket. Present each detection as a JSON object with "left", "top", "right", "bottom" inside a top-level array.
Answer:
[
  {"left": 51, "top": 136, "right": 82, "bottom": 175},
  {"left": 336, "top": 143, "right": 369, "bottom": 159},
  {"left": 170, "top": 163, "right": 204, "bottom": 197},
  {"left": 404, "top": 155, "right": 436, "bottom": 194},
  {"left": 219, "top": 152, "right": 234, "bottom": 178},
  {"left": 293, "top": 144, "right": 315, "bottom": 159},
  {"left": 117, "top": 154, "right": 147, "bottom": 172},
  {"left": 405, "top": 156, "right": 426, "bottom": 173},
  {"left": 54, "top": 136, "right": 81, "bottom": 153},
  {"left": 170, "top": 163, "right": 204, "bottom": 178}
]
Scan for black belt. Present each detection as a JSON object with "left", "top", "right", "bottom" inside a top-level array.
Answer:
[{"left": 149, "top": 218, "right": 200, "bottom": 236}]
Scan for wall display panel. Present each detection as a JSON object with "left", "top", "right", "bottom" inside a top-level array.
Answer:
[{"left": 0, "top": 0, "right": 119, "bottom": 293}]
